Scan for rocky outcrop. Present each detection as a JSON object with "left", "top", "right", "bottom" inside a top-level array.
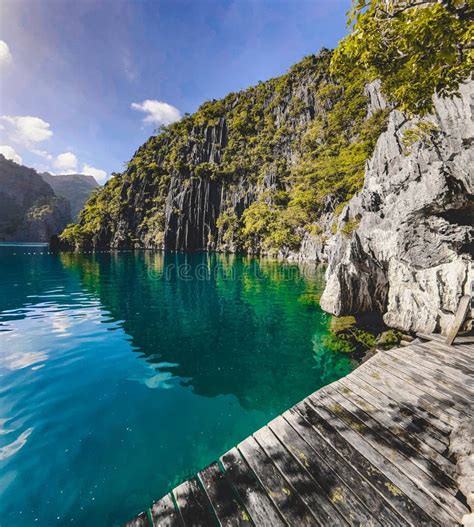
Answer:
[
  {"left": 0, "top": 156, "right": 99, "bottom": 241},
  {"left": 15, "top": 196, "right": 71, "bottom": 242},
  {"left": 450, "top": 420, "right": 474, "bottom": 526},
  {"left": 58, "top": 49, "right": 472, "bottom": 335},
  {"left": 320, "top": 81, "right": 473, "bottom": 334},
  {"left": 78, "top": 52, "right": 331, "bottom": 252},
  {"left": 0, "top": 154, "right": 72, "bottom": 242}
]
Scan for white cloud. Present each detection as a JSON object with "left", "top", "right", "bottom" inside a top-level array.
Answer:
[
  {"left": 0, "top": 145, "right": 22, "bottom": 164},
  {"left": 82, "top": 163, "right": 107, "bottom": 184},
  {"left": 122, "top": 50, "right": 137, "bottom": 82},
  {"left": 1, "top": 115, "right": 53, "bottom": 146},
  {"left": 0, "top": 41, "right": 12, "bottom": 67},
  {"left": 131, "top": 99, "right": 181, "bottom": 126},
  {"left": 53, "top": 152, "right": 78, "bottom": 173},
  {"left": 31, "top": 149, "right": 53, "bottom": 161}
]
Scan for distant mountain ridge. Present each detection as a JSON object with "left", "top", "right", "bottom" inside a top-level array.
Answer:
[
  {"left": 40, "top": 172, "right": 99, "bottom": 220},
  {"left": 0, "top": 154, "right": 99, "bottom": 241}
]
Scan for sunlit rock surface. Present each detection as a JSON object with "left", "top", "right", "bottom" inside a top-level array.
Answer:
[{"left": 320, "top": 81, "right": 473, "bottom": 333}]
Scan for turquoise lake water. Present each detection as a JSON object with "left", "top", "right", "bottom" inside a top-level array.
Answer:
[{"left": 0, "top": 244, "right": 355, "bottom": 526}]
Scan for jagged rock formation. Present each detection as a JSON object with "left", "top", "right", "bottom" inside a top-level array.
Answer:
[
  {"left": 58, "top": 50, "right": 472, "bottom": 333},
  {"left": 0, "top": 155, "right": 71, "bottom": 242},
  {"left": 0, "top": 156, "right": 99, "bottom": 241},
  {"left": 320, "top": 81, "right": 473, "bottom": 334},
  {"left": 40, "top": 172, "right": 98, "bottom": 220},
  {"left": 450, "top": 420, "right": 474, "bottom": 527},
  {"left": 59, "top": 50, "right": 359, "bottom": 253}
]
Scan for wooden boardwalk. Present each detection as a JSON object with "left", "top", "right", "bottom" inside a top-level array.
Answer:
[{"left": 126, "top": 334, "right": 473, "bottom": 526}]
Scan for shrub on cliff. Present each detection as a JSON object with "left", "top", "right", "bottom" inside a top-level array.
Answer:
[{"left": 332, "top": 0, "right": 473, "bottom": 116}]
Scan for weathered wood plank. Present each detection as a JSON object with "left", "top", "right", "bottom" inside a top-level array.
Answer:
[
  {"left": 310, "top": 390, "right": 467, "bottom": 521},
  {"left": 293, "top": 401, "right": 440, "bottom": 526},
  {"left": 419, "top": 340, "right": 473, "bottom": 370},
  {"left": 424, "top": 337, "right": 474, "bottom": 360},
  {"left": 267, "top": 413, "right": 382, "bottom": 526},
  {"left": 417, "top": 333, "right": 473, "bottom": 359},
  {"left": 422, "top": 330, "right": 473, "bottom": 344},
  {"left": 352, "top": 365, "right": 454, "bottom": 436},
  {"left": 455, "top": 334, "right": 474, "bottom": 344},
  {"left": 299, "top": 397, "right": 454, "bottom": 526},
  {"left": 358, "top": 361, "right": 461, "bottom": 427},
  {"left": 404, "top": 342, "right": 474, "bottom": 376},
  {"left": 326, "top": 384, "right": 459, "bottom": 495},
  {"left": 336, "top": 378, "right": 457, "bottom": 476},
  {"left": 125, "top": 511, "right": 151, "bottom": 527},
  {"left": 385, "top": 346, "right": 473, "bottom": 391},
  {"left": 396, "top": 339, "right": 470, "bottom": 368},
  {"left": 416, "top": 330, "right": 474, "bottom": 352},
  {"left": 340, "top": 376, "right": 450, "bottom": 458},
  {"left": 347, "top": 372, "right": 449, "bottom": 450},
  {"left": 308, "top": 394, "right": 464, "bottom": 525},
  {"left": 367, "top": 357, "right": 466, "bottom": 421},
  {"left": 432, "top": 344, "right": 473, "bottom": 362},
  {"left": 279, "top": 410, "right": 410, "bottom": 527},
  {"left": 198, "top": 463, "right": 252, "bottom": 527},
  {"left": 374, "top": 353, "right": 472, "bottom": 411},
  {"left": 173, "top": 478, "right": 216, "bottom": 526},
  {"left": 220, "top": 447, "right": 285, "bottom": 526},
  {"left": 150, "top": 494, "right": 182, "bottom": 527},
  {"left": 237, "top": 434, "right": 317, "bottom": 526},
  {"left": 252, "top": 425, "right": 346, "bottom": 527},
  {"left": 446, "top": 295, "right": 471, "bottom": 345}
]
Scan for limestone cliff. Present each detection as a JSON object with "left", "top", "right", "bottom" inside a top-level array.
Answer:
[
  {"left": 0, "top": 155, "right": 72, "bottom": 242},
  {"left": 320, "top": 81, "right": 473, "bottom": 334},
  {"left": 61, "top": 50, "right": 337, "bottom": 253},
  {"left": 40, "top": 172, "right": 99, "bottom": 220},
  {"left": 58, "top": 52, "right": 472, "bottom": 334}
]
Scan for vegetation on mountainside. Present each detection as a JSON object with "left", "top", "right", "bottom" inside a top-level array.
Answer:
[
  {"left": 61, "top": 0, "right": 473, "bottom": 253},
  {"left": 332, "top": 0, "right": 473, "bottom": 116}
]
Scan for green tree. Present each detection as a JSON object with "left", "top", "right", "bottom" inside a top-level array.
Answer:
[{"left": 332, "top": 0, "right": 474, "bottom": 115}]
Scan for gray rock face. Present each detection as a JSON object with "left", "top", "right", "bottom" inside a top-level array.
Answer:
[
  {"left": 0, "top": 154, "right": 72, "bottom": 242},
  {"left": 93, "top": 54, "right": 329, "bottom": 253},
  {"left": 162, "top": 118, "right": 259, "bottom": 252},
  {"left": 320, "top": 81, "right": 473, "bottom": 334},
  {"left": 64, "top": 57, "right": 472, "bottom": 335},
  {"left": 40, "top": 173, "right": 99, "bottom": 220},
  {"left": 450, "top": 420, "right": 474, "bottom": 524}
]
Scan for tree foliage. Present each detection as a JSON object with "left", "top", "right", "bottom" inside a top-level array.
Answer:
[{"left": 332, "top": 0, "right": 474, "bottom": 115}]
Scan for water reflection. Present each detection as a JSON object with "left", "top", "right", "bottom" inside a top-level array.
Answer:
[
  {"left": 58, "top": 251, "right": 354, "bottom": 412},
  {"left": 0, "top": 246, "right": 356, "bottom": 527}
]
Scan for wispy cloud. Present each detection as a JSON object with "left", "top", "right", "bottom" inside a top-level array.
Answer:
[
  {"left": 31, "top": 148, "right": 53, "bottom": 160},
  {"left": 122, "top": 49, "right": 138, "bottom": 82},
  {"left": 0, "top": 40, "right": 12, "bottom": 67},
  {"left": 131, "top": 99, "right": 181, "bottom": 126}
]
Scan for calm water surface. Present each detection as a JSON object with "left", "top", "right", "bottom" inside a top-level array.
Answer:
[{"left": 0, "top": 244, "right": 355, "bottom": 526}]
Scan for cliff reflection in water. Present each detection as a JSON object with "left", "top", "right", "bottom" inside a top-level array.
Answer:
[{"left": 59, "top": 251, "right": 355, "bottom": 412}]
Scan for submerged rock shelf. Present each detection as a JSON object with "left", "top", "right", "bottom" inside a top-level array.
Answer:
[{"left": 126, "top": 334, "right": 473, "bottom": 526}]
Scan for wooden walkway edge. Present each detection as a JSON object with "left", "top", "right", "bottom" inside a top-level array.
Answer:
[{"left": 125, "top": 334, "right": 473, "bottom": 527}]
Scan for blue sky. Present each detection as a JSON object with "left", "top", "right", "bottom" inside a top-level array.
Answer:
[{"left": 0, "top": 0, "right": 350, "bottom": 183}]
